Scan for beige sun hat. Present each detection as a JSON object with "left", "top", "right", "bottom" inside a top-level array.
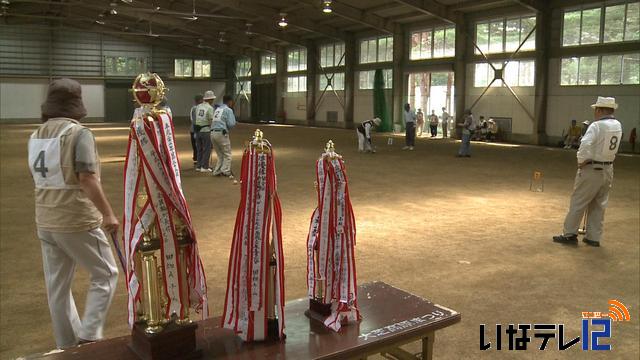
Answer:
[
  {"left": 590, "top": 96, "right": 618, "bottom": 109},
  {"left": 372, "top": 117, "right": 382, "bottom": 125},
  {"left": 203, "top": 90, "right": 216, "bottom": 100}
]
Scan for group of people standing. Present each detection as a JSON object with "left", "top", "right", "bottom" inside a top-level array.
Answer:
[
  {"left": 189, "top": 91, "right": 236, "bottom": 180},
  {"left": 403, "top": 104, "right": 451, "bottom": 150}
]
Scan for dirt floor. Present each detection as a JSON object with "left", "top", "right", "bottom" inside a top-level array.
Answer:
[{"left": 0, "top": 122, "right": 638, "bottom": 360}]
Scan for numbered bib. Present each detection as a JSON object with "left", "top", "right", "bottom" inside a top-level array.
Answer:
[
  {"left": 28, "top": 123, "right": 79, "bottom": 189},
  {"left": 601, "top": 129, "right": 622, "bottom": 159}
]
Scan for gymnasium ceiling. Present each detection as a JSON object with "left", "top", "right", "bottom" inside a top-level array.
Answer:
[{"left": 0, "top": 0, "right": 544, "bottom": 56}]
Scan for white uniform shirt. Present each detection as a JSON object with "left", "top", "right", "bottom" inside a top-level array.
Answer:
[{"left": 576, "top": 116, "right": 622, "bottom": 164}]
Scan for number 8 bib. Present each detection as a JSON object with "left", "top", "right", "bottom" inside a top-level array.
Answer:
[
  {"left": 601, "top": 130, "right": 621, "bottom": 158},
  {"left": 28, "top": 123, "right": 80, "bottom": 190}
]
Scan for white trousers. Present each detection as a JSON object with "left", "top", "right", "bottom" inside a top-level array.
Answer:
[
  {"left": 211, "top": 131, "right": 233, "bottom": 176},
  {"left": 563, "top": 165, "right": 613, "bottom": 242},
  {"left": 38, "top": 227, "right": 118, "bottom": 348},
  {"left": 356, "top": 130, "right": 372, "bottom": 152}
]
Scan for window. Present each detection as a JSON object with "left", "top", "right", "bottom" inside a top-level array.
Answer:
[
  {"left": 358, "top": 69, "right": 392, "bottom": 89},
  {"left": 105, "top": 56, "right": 147, "bottom": 76},
  {"left": 622, "top": 53, "right": 640, "bottom": 84},
  {"left": 319, "top": 42, "right": 345, "bottom": 68},
  {"left": 287, "top": 48, "right": 307, "bottom": 72},
  {"left": 560, "top": 53, "right": 639, "bottom": 85},
  {"left": 410, "top": 26, "right": 455, "bottom": 60},
  {"left": 474, "top": 60, "right": 535, "bottom": 87},
  {"left": 194, "top": 60, "right": 210, "bottom": 78},
  {"left": 563, "top": 2, "right": 639, "bottom": 46},
  {"left": 475, "top": 17, "right": 536, "bottom": 55},
  {"left": 260, "top": 53, "right": 276, "bottom": 75},
  {"left": 174, "top": 59, "right": 193, "bottom": 77},
  {"left": 359, "top": 36, "right": 393, "bottom": 64},
  {"left": 319, "top": 72, "right": 345, "bottom": 90},
  {"left": 475, "top": 16, "right": 536, "bottom": 54},
  {"left": 236, "top": 57, "right": 251, "bottom": 77},
  {"left": 236, "top": 80, "right": 251, "bottom": 94},
  {"left": 287, "top": 75, "right": 307, "bottom": 92}
]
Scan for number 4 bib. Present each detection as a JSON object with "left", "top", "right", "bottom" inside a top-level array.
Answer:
[{"left": 28, "top": 123, "right": 80, "bottom": 190}]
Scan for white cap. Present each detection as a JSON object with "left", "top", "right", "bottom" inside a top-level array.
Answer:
[
  {"left": 203, "top": 90, "right": 216, "bottom": 100},
  {"left": 582, "top": 120, "right": 590, "bottom": 125},
  {"left": 590, "top": 96, "right": 617, "bottom": 109},
  {"left": 372, "top": 117, "right": 381, "bottom": 125}
]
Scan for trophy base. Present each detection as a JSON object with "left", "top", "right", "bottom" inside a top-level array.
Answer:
[
  {"left": 309, "top": 299, "right": 332, "bottom": 317},
  {"left": 267, "top": 318, "right": 285, "bottom": 341},
  {"left": 129, "top": 321, "right": 201, "bottom": 360}
]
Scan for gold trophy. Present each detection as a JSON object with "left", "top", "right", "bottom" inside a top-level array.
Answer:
[
  {"left": 251, "top": 129, "right": 282, "bottom": 340},
  {"left": 128, "top": 73, "right": 201, "bottom": 359},
  {"left": 308, "top": 140, "right": 337, "bottom": 318}
]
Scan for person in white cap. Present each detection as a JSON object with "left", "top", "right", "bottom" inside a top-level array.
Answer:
[
  {"left": 194, "top": 90, "right": 216, "bottom": 172},
  {"left": 356, "top": 117, "right": 381, "bottom": 153},
  {"left": 553, "top": 96, "right": 622, "bottom": 247}
]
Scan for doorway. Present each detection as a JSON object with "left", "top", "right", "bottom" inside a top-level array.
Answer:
[
  {"left": 252, "top": 82, "right": 276, "bottom": 123},
  {"left": 407, "top": 72, "right": 454, "bottom": 137},
  {"left": 105, "top": 80, "right": 136, "bottom": 122}
]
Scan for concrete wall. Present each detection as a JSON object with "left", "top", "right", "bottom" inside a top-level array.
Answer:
[
  {"left": 546, "top": 58, "right": 640, "bottom": 139},
  {"left": 163, "top": 80, "right": 227, "bottom": 118},
  {"left": 0, "top": 78, "right": 105, "bottom": 121},
  {"left": 354, "top": 88, "right": 393, "bottom": 123},
  {"left": 283, "top": 93, "right": 306, "bottom": 123},
  {"left": 0, "top": 77, "right": 225, "bottom": 122}
]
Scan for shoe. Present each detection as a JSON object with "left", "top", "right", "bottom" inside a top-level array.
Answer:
[
  {"left": 195, "top": 167, "right": 202, "bottom": 172},
  {"left": 583, "top": 239, "right": 600, "bottom": 247},
  {"left": 200, "top": 168, "right": 213, "bottom": 173},
  {"left": 402, "top": 146, "right": 409, "bottom": 150},
  {"left": 456, "top": 154, "right": 463, "bottom": 157},
  {"left": 409, "top": 146, "right": 414, "bottom": 150},
  {"left": 553, "top": 234, "right": 578, "bottom": 245},
  {"left": 464, "top": 155, "right": 471, "bottom": 157}
]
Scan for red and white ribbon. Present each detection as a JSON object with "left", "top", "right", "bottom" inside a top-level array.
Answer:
[
  {"left": 222, "top": 140, "right": 285, "bottom": 341},
  {"left": 307, "top": 152, "right": 360, "bottom": 332},
  {"left": 123, "top": 111, "right": 208, "bottom": 327}
]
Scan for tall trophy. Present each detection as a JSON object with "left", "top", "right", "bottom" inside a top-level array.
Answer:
[
  {"left": 123, "top": 73, "right": 208, "bottom": 359},
  {"left": 221, "top": 129, "right": 286, "bottom": 341},
  {"left": 306, "top": 140, "right": 361, "bottom": 331}
]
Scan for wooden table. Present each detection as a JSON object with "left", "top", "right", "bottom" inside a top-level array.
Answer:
[{"left": 26, "top": 281, "right": 460, "bottom": 360}]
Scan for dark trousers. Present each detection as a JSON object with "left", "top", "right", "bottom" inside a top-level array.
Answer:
[
  {"left": 190, "top": 131, "right": 197, "bottom": 161},
  {"left": 430, "top": 125, "right": 437, "bottom": 137},
  {"left": 405, "top": 123, "right": 416, "bottom": 146},
  {"left": 196, "top": 131, "right": 212, "bottom": 169}
]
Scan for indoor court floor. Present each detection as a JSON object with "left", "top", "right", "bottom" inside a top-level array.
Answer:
[{"left": 1, "top": 122, "right": 638, "bottom": 359}]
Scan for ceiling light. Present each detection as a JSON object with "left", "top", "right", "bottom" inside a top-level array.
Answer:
[
  {"left": 121, "top": 0, "right": 133, "bottom": 4},
  {"left": 110, "top": 9, "right": 118, "bottom": 15},
  {"left": 95, "top": 20, "right": 106, "bottom": 25},
  {"left": 277, "top": 13, "right": 288, "bottom": 28},
  {"left": 322, "top": 1, "right": 332, "bottom": 14},
  {"left": 0, "top": 0, "right": 10, "bottom": 5}
]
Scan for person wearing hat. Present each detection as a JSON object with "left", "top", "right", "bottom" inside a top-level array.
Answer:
[
  {"left": 194, "top": 90, "right": 216, "bottom": 172},
  {"left": 211, "top": 95, "right": 237, "bottom": 179},
  {"left": 28, "top": 78, "right": 119, "bottom": 349},
  {"left": 553, "top": 96, "right": 623, "bottom": 247},
  {"left": 189, "top": 94, "right": 204, "bottom": 164},
  {"left": 356, "top": 117, "right": 381, "bottom": 153}
]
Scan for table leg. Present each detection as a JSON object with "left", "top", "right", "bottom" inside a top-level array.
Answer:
[{"left": 421, "top": 331, "right": 435, "bottom": 360}]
